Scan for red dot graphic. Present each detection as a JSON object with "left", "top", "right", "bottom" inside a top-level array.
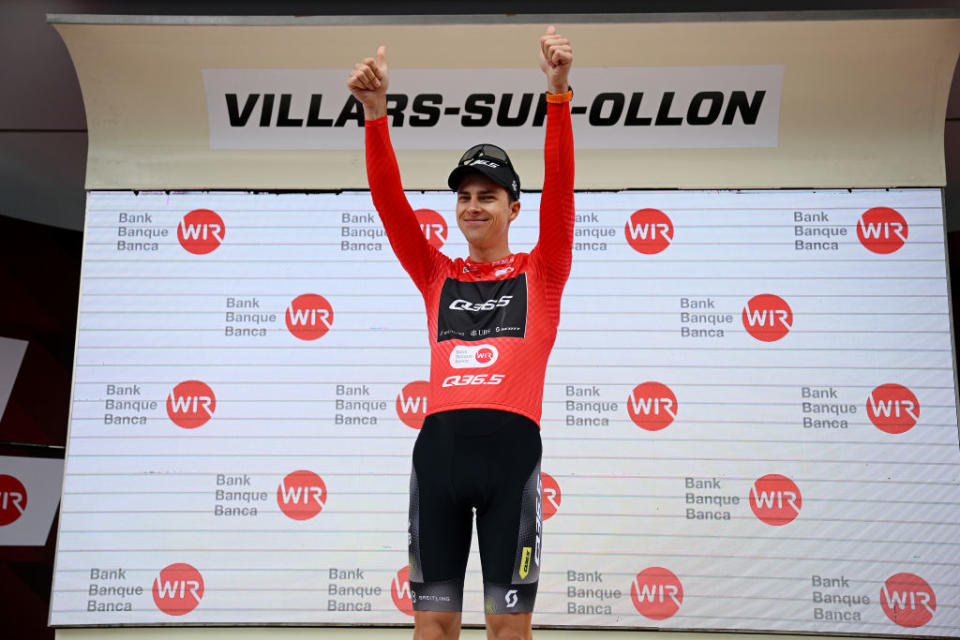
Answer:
[
  {"left": 880, "top": 573, "right": 936, "bottom": 628},
  {"left": 286, "top": 294, "right": 334, "bottom": 341},
  {"left": 277, "top": 470, "right": 327, "bottom": 520},
  {"left": 415, "top": 209, "right": 448, "bottom": 249},
  {"left": 866, "top": 384, "right": 920, "bottom": 434},
  {"left": 627, "top": 382, "right": 678, "bottom": 431},
  {"left": 625, "top": 209, "right": 674, "bottom": 254},
  {"left": 857, "top": 207, "right": 908, "bottom": 254},
  {"left": 630, "top": 567, "right": 683, "bottom": 620},
  {"left": 541, "top": 472, "right": 561, "bottom": 520},
  {"left": 177, "top": 209, "right": 225, "bottom": 255},
  {"left": 742, "top": 294, "right": 792, "bottom": 342},
  {"left": 749, "top": 474, "right": 802, "bottom": 526},
  {"left": 166, "top": 380, "right": 216, "bottom": 429},
  {"left": 152, "top": 563, "right": 204, "bottom": 616},
  {"left": 391, "top": 565, "right": 414, "bottom": 617},
  {"left": 0, "top": 475, "right": 28, "bottom": 526},
  {"left": 396, "top": 380, "right": 430, "bottom": 429}
]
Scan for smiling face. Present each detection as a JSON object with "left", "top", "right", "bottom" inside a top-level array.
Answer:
[{"left": 456, "top": 173, "right": 521, "bottom": 262}]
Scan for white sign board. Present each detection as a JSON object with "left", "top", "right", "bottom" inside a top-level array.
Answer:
[
  {"left": 51, "top": 189, "right": 960, "bottom": 636},
  {"left": 202, "top": 66, "right": 783, "bottom": 150}
]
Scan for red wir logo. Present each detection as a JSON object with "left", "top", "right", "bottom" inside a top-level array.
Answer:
[
  {"left": 881, "top": 573, "right": 936, "bottom": 628},
  {"left": 541, "top": 472, "right": 561, "bottom": 520},
  {"left": 415, "top": 209, "right": 448, "bottom": 249},
  {"left": 857, "top": 207, "right": 908, "bottom": 254},
  {"left": 749, "top": 474, "right": 802, "bottom": 526},
  {"left": 166, "top": 381, "right": 216, "bottom": 429},
  {"left": 627, "top": 382, "right": 678, "bottom": 431},
  {"left": 152, "top": 563, "right": 204, "bottom": 616},
  {"left": 286, "top": 294, "right": 334, "bottom": 341},
  {"left": 396, "top": 380, "right": 430, "bottom": 429},
  {"left": 867, "top": 384, "right": 919, "bottom": 434},
  {"left": 0, "top": 475, "right": 27, "bottom": 526},
  {"left": 277, "top": 470, "right": 327, "bottom": 520},
  {"left": 625, "top": 209, "right": 673, "bottom": 254},
  {"left": 631, "top": 567, "right": 683, "bottom": 620},
  {"left": 391, "top": 565, "right": 414, "bottom": 617},
  {"left": 177, "top": 209, "right": 224, "bottom": 255},
  {"left": 742, "top": 294, "right": 792, "bottom": 342}
]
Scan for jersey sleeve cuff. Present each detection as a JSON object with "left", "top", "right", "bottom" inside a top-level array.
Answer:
[{"left": 364, "top": 115, "right": 389, "bottom": 127}]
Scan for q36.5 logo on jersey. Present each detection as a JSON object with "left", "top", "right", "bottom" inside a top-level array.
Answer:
[{"left": 437, "top": 275, "right": 527, "bottom": 343}]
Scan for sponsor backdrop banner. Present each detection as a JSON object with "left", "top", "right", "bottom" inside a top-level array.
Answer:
[
  {"left": 51, "top": 188, "right": 960, "bottom": 635},
  {"left": 52, "top": 17, "right": 960, "bottom": 190},
  {"left": 1, "top": 455, "right": 65, "bottom": 546}
]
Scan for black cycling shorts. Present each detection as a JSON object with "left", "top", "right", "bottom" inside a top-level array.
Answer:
[{"left": 407, "top": 408, "right": 542, "bottom": 614}]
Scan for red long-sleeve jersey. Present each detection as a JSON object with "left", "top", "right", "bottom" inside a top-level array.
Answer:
[{"left": 365, "top": 102, "right": 574, "bottom": 425}]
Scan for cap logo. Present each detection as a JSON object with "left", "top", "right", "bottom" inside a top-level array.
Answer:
[{"left": 470, "top": 159, "right": 500, "bottom": 169}]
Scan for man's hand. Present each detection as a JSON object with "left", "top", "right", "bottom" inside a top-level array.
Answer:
[
  {"left": 539, "top": 25, "right": 573, "bottom": 94},
  {"left": 346, "top": 45, "right": 388, "bottom": 120}
]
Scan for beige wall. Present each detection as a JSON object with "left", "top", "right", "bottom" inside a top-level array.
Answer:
[{"left": 54, "top": 17, "right": 960, "bottom": 190}]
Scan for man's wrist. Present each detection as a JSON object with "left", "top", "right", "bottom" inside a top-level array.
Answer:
[
  {"left": 545, "top": 86, "right": 572, "bottom": 104},
  {"left": 363, "top": 102, "right": 387, "bottom": 121}
]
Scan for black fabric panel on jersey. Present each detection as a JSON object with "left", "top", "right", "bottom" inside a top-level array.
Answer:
[
  {"left": 436, "top": 273, "right": 528, "bottom": 342},
  {"left": 409, "top": 408, "right": 542, "bottom": 613}
]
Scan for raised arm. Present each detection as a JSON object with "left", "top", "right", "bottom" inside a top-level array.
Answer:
[
  {"left": 347, "top": 47, "right": 448, "bottom": 293},
  {"left": 532, "top": 27, "right": 575, "bottom": 318}
]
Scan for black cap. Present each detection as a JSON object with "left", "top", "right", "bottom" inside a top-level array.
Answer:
[{"left": 448, "top": 143, "right": 521, "bottom": 201}]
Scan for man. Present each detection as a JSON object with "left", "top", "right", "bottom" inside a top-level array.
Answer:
[{"left": 347, "top": 26, "right": 573, "bottom": 640}]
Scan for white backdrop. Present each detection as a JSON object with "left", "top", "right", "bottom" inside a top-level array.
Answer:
[{"left": 51, "top": 188, "right": 960, "bottom": 636}]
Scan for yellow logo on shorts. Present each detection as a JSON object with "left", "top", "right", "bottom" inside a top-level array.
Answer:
[{"left": 519, "top": 546, "right": 532, "bottom": 579}]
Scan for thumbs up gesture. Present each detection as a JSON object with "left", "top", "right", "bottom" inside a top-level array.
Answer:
[
  {"left": 539, "top": 25, "right": 573, "bottom": 94},
  {"left": 347, "top": 45, "right": 389, "bottom": 119}
]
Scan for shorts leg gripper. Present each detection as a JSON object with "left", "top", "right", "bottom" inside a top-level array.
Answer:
[
  {"left": 483, "top": 581, "right": 538, "bottom": 615},
  {"left": 410, "top": 579, "right": 463, "bottom": 612}
]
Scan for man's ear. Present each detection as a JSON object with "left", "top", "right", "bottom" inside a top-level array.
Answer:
[{"left": 508, "top": 200, "right": 521, "bottom": 222}]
